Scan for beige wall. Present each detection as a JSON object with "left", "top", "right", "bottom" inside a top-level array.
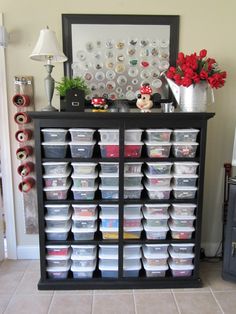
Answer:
[{"left": 1, "top": 0, "right": 236, "bottom": 255}]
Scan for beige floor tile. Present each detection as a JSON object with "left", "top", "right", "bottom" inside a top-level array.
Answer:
[
  {"left": 54, "top": 289, "right": 93, "bottom": 295},
  {"left": 14, "top": 271, "right": 53, "bottom": 295},
  {"left": 0, "top": 271, "right": 24, "bottom": 294},
  {"left": 94, "top": 289, "right": 133, "bottom": 295},
  {"left": 26, "top": 260, "right": 40, "bottom": 272},
  {"left": 0, "top": 259, "right": 30, "bottom": 272},
  {"left": 4, "top": 294, "right": 52, "bottom": 314},
  {"left": 200, "top": 260, "right": 222, "bottom": 272},
  {"left": 48, "top": 294, "right": 93, "bottom": 314},
  {"left": 93, "top": 293, "right": 135, "bottom": 314},
  {"left": 202, "top": 269, "right": 236, "bottom": 291},
  {"left": 134, "top": 288, "right": 171, "bottom": 294},
  {"left": 174, "top": 292, "right": 222, "bottom": 314},
  {"left": 0, "top": 294, "right": 11, "bottom": 314},
  {"left": 213, "top": 291, "right": 236, "bottom": 314},
  {"left": 134, "top": 292, "right": 178, "bottom": 314}
]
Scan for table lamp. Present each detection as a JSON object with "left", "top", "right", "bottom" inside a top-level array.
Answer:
[{"left": 30, "top": 27, "right": 67, "bottom": 111}]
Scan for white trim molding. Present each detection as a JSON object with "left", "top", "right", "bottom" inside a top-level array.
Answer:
[{"left": 17, "top": 245, "right": 39, "bottom": 259}]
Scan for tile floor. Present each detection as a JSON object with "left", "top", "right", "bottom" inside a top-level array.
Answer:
[{"left": 0, "top": 259, "right": 235, "bottom": 313}]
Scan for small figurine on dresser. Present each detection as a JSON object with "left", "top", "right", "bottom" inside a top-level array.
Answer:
[
  {"left": 91, "top": 97, "right": 109, "bottom": 112},
  {"left": 136, "top": 83, "right": 153, "bottom": 112}
]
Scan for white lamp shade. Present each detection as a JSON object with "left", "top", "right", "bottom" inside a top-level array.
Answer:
[{"left": 30, "top": 28, "right": 67, "bottom": 62}]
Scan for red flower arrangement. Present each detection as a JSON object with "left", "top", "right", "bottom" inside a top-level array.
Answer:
[{"left": 166, "top": 49, "right": 227, "bottom": 88}]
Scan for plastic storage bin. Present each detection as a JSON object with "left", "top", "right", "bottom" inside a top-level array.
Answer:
[
  {"left": 99, "top": 245, "right": 118, "bottom": 257},
  {"left": 142, "top": 244, "right": 169, "bottom": 255},
  {"left": 99, "top": 162, "right": 119, "bottom": 174},
  {"left": 124, "top": 204, "right": 142, "bottom": 216},
  {"left": 146, "top": 162, "right": 173, "bottom": 175},
  {"left": 172, "top": 142, "right": 199, "bottom": 158},
  {"left": 145, "top": 141, "right": 171, "bottom": 158},
  {"left": 170, "top": 243, "right": 195, "bottom": 254},
  {"left": 125, "top": 129, "right": 143, "bottom": 142},
  {"left": 173, "top": 174, "right": 198, "bottom": 187},
  {"left": 41, "top": 128, "right": 68, "bottom": 142},
  {"left": 171, "top": 204, "right": 196, "bottom": 216},
  {"left": 42, "top": 142, "right": 68, "bottom": 158},
  {"left": 43, "top": 170, "right": 71, "bottom": 187},
  {"left": 42, "top": 162, "right": 70, "bottom": 175},
  {"left": 173, "top": 162, "right": 199, "bottom": 175},
  {"left": 45, "top": 204, "right": 70, "bottom": 216},
  {"left": 143, "top": 223, "right": 169, "bottom": 240},
  {"left": 99, "top": 142, "right": 119, "bottom": 158},
  {"left": 72, "top": 214, "right": 97, "bottom": 229},
  {"left": 72, "top": 204, "right": 97, "bottom": 217},
  {"left": 168, "top": 248, "right": 194, "bottom": 265},
  {"left": 172, "top": 129, "right": 199, "bottom": 142},
  {"left": 100, "top": 205, "right": 118, "bottom": 216},
  {"left": 71, "top": 262, "right": 96, "bottom": 278},
  {"left": 143, "top": 261, "right": 168, "bottom": 277},
  {"left": 46, "top": 254, "right": 71, "bottom": 268},
  {"left": 46, "top": 245, "right": 70, "bottom": 256},
  {"left": 169, "top": 223, "right": 195, "bottom": 240},
  {"left": 71, "top": 185, "right": 97, "bottom": 200},
  {"left": 99, "top": 259, "right": 118, "bottom": 278},
  {"left": 100, "top": 213, "right": 118, "bottom": 228},
  {"left": 69, "top": 128, "right": 95, "bottom": 142},
  {"left": 71, "top": 162, "right": 97, "bottom": 175},
  {"left": 47, "top": 265, "right": 70, "bottom": 279},
  {"left": 124, "top": 173, "right": 143, "bottom": 186},
  {"left": 71, "top": 251, "right": 96, "bottom": 268},
  {"left": 172, "top": 186, "right": 197, "bottom": 199},
  {"left": 142, "top": 209, "right": 169, "bottom": 227},
  {"left": 124, "top": 142, "right": 143, "bottom": 158},
  {"left": 143, "top": 204, "right": 170, "bottom": 216},
  {"left": 45, "top": 223, "right": 71, "bottom": 241},
  {"left": 44, "top": 184, "right": 71, "bottom": 200},
  {"left": 146, "top": 129, "right": 172, "bottom": 142},
  {"left": 45, "top": 213, "right": 71, "bottom": 229},
  {"left": 99, "top": 185, "right": 119, "bottom": 199},
  {"left": 145, "top": 183, "right": 172, "bottom": 200},
  {"left": 124, "top": 162, "right": 143, "bottom": 174},
  {"left": 142, "top": 250, "right": 168, "bottom": 266},
  {"left": 144, "top": 173, "right": 172, "bottom": 187},
  {"left": 169, "top": 212, "right": 196, "bottom": 228},
  {"left": 71, "top": 172, "right": 98, "bottom": 188},
  {"left": 71, "top": 245, "right": 97, "bottom": 257},
  {"left": 124, "top": 185, "right": 143, "bottom": 199},
  {"left": 123, "top": 259, "right": 141, "bottom": 277},
  {"left": 124, "top": 212, "right": 143, "bottom": 228},
  {"left": 72, "top": 223, "right": 97, "bottom": 240},
  {"left": 100, "top": 225, "right": 118, "bottom": 239},
  {"left": 98, "top": 129, "right": 119, "bottom": 142},
  {"left": 99, "top": 172, "right": 119, "bottom": 186},
  {"left": 124, "top": 245, "right": 141, "bottom": 257},
  {"left": 69, "top": 141, "right": 95, "bottom": 158},
  {"left": 169, "top": 261, "right": 194, "bottom": 277}
]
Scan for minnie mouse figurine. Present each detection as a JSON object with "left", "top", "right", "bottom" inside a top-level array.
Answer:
[{"left": 136, "top": 83, "right": 153, "bottom": 112}]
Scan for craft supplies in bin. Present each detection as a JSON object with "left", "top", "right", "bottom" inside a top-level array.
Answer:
[
  {"left": 44, "top": 183, "right": 71, "bottom": 200},
  {"left": 145, "top": 141, "right": 171, "bottom": 158},
  {"left": 72, "top": 213, "right": 97, "bottom": 229},
  {"left": 99, "top": 185, "right": 119, "bottom": 199},
  {"left": 100, "top": 212, "right": 118, "bottom": 228},
  {"left": 172, "top": 129, "right": 199, "bottom": 142},
  {"left": 43, "top": 170, "right": 71, "bottom": 188},
  {"left": 172, "top": 186, "right": 197, "bottom": 199},
  {"left": 123, "top": 259, "right": 141, "bottom": 277},
  {"left": 142, "top": 208, "right": 169, "bottom": 228},
  {"left": 45, "top": 223, "right": 71, "bottom": 241},
  {"left": 169, "top": 243, "right": 195, "bottom": 254},
  {"left": 146, "top": 129, "right": 172, "bottom": 142},
  {"left": 124, "top": 185, "right": 143, "bottom": 199},
  {"left": 71, "top": 162, "right": 97, "bottom": 175},
  {"left": 99, "top": 245, "right": 118, "bottom": 258},
  {"left": 173, "top": 174, "right": 198, "bottom": 187},
  {"left": 143, "top": 204, "right": 170, "bottom": 216},
  {"left": 46, "top": 253, "right": 71, "bottom": 268},
  {"left": 173, "top": 162, "right": 199, "bottom": 175},
  {"left": 72, "top": 204, "right": 97, "bottom": 217},
  {"left": 143, "top": 261, "right": 168, "bottom": 277},
  {"left": 45, "top": 204, "right": 70, "bottom": 216},
  {"left": 47, "top": 265, "right": 70, "bottom": 279},
  {"left": 171, "top": 204, "right": 196, "bottom": 216},
  {"left": 46, "top": 245, "right": 70, "bottom": 256},
  {"left": 144, "top": 172, "right": 172, "bottom": 187},
  {"left": 125, "top": 129, "right": 143, "bottom": 142},
  {"left": 45, "top": 213, "right": 71, "bottom": 229},
  {"left": 99, "top": 162, "right": 119, "bottom": 174},
  {"left": 69, "top": 128, "right": 95, "bottom": 142},
  {"left": 124, "top": 173, "right": 143, "bottom": 186},
  {"left": 142, "top": 247, "right": 169, "bottom": 267},
  {"left": 98, "top": 142, "right": 119, "bottom": 158},
  {"left": 169, "top": 223, "right": 195, "bottom": 240},
  {"left": 172, "top": 142, "right": 199, "bottom": 158},
  {"left": 142, "top": 244, "right": 169, "bottom": 255},
  {"left": 124, "top": 162, "right": 143, "bottom": 174},
  {"left": 99, "top": 259, "right": 118, "bottom": 278},
  {"left": 168, "top": 248, "right": 195, "bottom": 266},
  {"left": 169, "top": 212, "right": 196, "bottom": 228},
  {"left": 42, "top": 142, "right": 68, "bottom": 158},
  {"left": 41, "top": 128, "right": 68, "bottom": 142},
  {"left": 169, "top": 261, "right": 194, "bottom": 277},
  {"left": 69, "top": 141, "right": 96, "bottom": 158},
  {"left": 146, "top": 162, "right": 172, "bottom": 175},
  {"left": 124, "top": 204, "right": 142, "bottom": 215},
  {"left": 145, "top": 183, "right": 172, "bottom": 200},
  {"left": 124, "top": 245, "right": 141, "bottom": 257},
  {"left": 124, "top": 211, "right": 143, "bottom": 228},
  {"left": 72, "top": 223, "right": 97, "bottom": 240},
  {"left": 42, "top": 162, "right": 70, "bottom": 175},
  {"left": 71, "top": 262, "right": 96, "bottom": 279},
  {"left": 99, "top": 172, "right": 119, "bottom": 186},
  {"left": 71, "top": 184, "right": 98, "bottom": 200},
  {"left": 71, "top": 249, "right": 97, "bottom": 268},
  {"left": 100, "top": 204, "right": 119, "bottom": 216},
  {"left": 71, "top": 171, "right": 98, "bottom": 188},
  {"left": 98, "top": 129, "right": 119, "bottom": 142},
  {"left": 143, "top": 223, "right": 169, "bottom": 240},
  {"left": 124, "top": 142, "right": 143, "bottom": 157}
]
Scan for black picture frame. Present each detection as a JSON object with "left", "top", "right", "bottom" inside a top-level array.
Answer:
[{"left": 62, "top": 14, "right": 179, "bottom": 102}]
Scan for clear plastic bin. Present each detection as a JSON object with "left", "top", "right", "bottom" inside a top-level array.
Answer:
[
  {"left": 71, "top": 245, "right": 97, "bottom": 257},
  {"left": 124, "top": 142, "right": 143, "bottom": 158},
  {"left": 146, "top": 162, "right": 172, "bottom": 175},
  {"left": 46, "top": 254, "right": 71, "bottom": 268},
  {"left": 169, "top": 261, "right": 194, "bottom": 277},
  {"left": 142, "top": 244, "right": 169, "bottom": 255},
  {"left": 46, "top": 245, "right": 70, "bottom": 256},
  {"left": 124, "top": 173, "right": 143, "bottom": 186},
  {"left": 99, "top": 259, "right": 118, "bottom": 278},
  {"left": 71, "top": 162, "right": 97, "bottom": 175},
  {"left": 45, "top": 204, "right": 70, "bottom": 216},
  {"left": 71, "top": 184, "right": 97, "bottom": 200},
  {"left": 124, "top": 185, "right": 143, "bottom": 199},
  {"left": 173, "top": 174, "right": 198, "bottom": 187},
  {"left": 123, "top": 259, "right": 141, "bottom": 277},
  {"left": 124, "top": 204, "right": 142, "bottom": 216},
  {"left": 168, "top": 248, "right": 194, "bottom": 265},
  {"left": 69, "top": 128, "right": 95, "bottom": 142},
  {"left": 100, "top": 204, "right": 119, "bottom": 216},
  {"left": 99, "top": 172, "right": 119, "bottom": 186},
  {"left": 99, "top": 142, "right": 119, "bottom": 158},
  {"left": 71, "top": 172, "right": 98, "bottom": 188},
  {"left": 99, "top": 162, "right": 119, "bottom": 174},
  {"left": 173, "top": 162, "right": 199, "bottom": 175},
  {"left": 72, "top": 214, "right": 97, "bottom": 229},
  {"left": 172, "top": 142, "right": 199, "bottom": 158},
  {"left": 44, "top": 184, "right": 71, "bottom": 200},
  {"left": 143, "top": 223, "right": 169, "bottom": 240},
  {"left": 146, "top": 129, "right": 172, "bottom": 142},
  {"left": 100, "top": 213, "right": 118, "bottom": 228},
  {"left": 72, "top": 223, "right": 97, "bottom": 240},
  {"left": 172, "top": 186, "right": 197, "bottom": 199},
  {"left": 69, "top": 141, "right": 95, "bottom": 158},
  {"left": 47, "top": 265, "right": 70, "bottom": 279},
  {"left": 169, "top": 212, "right": 196, "bottom": 228},
  {"left": 124, "top": 226, "right": 143, "bottom": 239},
  {"left": 144, "top": 173, "right": 172, "bottom": 187},
  {"left": 145, "top": 183, "right": 172, "bottom": 200},
  {"left": 145, "top": 141, "right": 171, "bottom": 158},
  {"left": 143, "top": 204, "right": 170, "bottom": 216},
  {"left": 125, "top": 129, "right": 143, "bottom": 142},
  {"left": 124, "top": 162, "right": 143, "bottom": 174},
  {"left": 124, "top": 212, "right": 143, "bottom": 228},
  {"left": 71, "top": 251, "right": 96, "bottom": 268},
  {"left": 42, "top": 142, "right": 68, "bottom": 158},
  {"left": 100, "top": 225, "right": 118, "bottom": 239},
  {"left": 171, "top": 204, "right": 196, "bottom": 216},
  {"left": 45, "top": 213, "right": 71, "bottom": 229},
  {"left": 71, "top": 262, "right": 96, "bottom": 278},
  {"left": 99, "top": 185, "right": 119, "bottom": 199},
  {"left": 98, "top": 129, "right": 119, "bottom": 142},
  {"left": 124, "top": 245, "right": 141, "bottom": 258},
  {"left": 142, "top": 209, "right": 169, "bottom": 227},
  {"left": 172, "top": 129, "right": 199, "bottom": 142},
  {"left": 72, "top": 204, "right": 97, "bottom": 217},
  {"left": 45, "top": 223, "right": 71, "bottom": 241},
  {"left": 41, "top": 128, "right": 68, "bottom": 142},
  {"left": 43, "top": 170, "right": 71, "bottom": 187},
  {"left": 169, "top": 223, "right": 195, "bottom": 240},
  {"left": 99, "top": 245, "right": 118, "bottom": 257},
  {"left": 143, "top": 261, "right": 168, "bottom": 277},
  {"left": 170, "top": 243, "right": 195, "bottom": 254},
  {"left": 142, "top": 250, "right": 168, "bottom": 266},
  {"left": 42, "top": 162, "right": 70, "bottom": 175}
]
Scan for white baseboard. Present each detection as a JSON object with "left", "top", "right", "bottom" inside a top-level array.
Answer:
[
  {"left": 201, "top": 242, "right": 221, "bottom": 257},
  {"left": 17, "top": 245, "right": 39, "bottom": 259}
]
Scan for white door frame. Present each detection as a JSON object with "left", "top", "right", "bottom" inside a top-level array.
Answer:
[{"left": 0, "top": 13, "right": 17, "bottom": 259}]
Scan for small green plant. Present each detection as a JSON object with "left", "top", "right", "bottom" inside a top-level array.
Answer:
[{"left": 55, "top": 76, "right": 90, "bottom": 97}]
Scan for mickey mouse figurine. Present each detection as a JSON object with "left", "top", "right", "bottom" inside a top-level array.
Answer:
[{"left": 136, "top": 83, "right": 153, "bottom": 112}]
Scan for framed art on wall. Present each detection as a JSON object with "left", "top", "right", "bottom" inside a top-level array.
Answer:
[{"left": 62, "top": 14, "right": 179, "bottom": 102}]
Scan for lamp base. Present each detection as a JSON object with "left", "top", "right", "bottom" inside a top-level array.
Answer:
[{"left": 42, "top": 105, "right": 58, "bottom": 111}]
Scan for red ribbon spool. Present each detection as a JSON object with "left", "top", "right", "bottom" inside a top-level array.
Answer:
[
  {"left": 12, "top": 94, "right": 31, "bottom": 107},
  {"left": 16, "top": 146, "right": 33, "bottom": 160},
  {"left": 17, "top": 162, "right": 34, "bottom": 177},
  {"left": 15, "top": 129, "right": 32, "bottom": 142},
  {"left": 18, "top": 177, "right": 35, "bottom": 192},
  {"left": 14, "top": 112, "right": 31, "bottom": 125}
]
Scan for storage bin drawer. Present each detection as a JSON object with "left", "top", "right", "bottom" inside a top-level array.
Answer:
[
  {"left": 69, "top": 128, "right": 95, "bottom": 142},
  {"left": 42, "top": 142, "right": 68, "bottom": 158},
  {"left": 172, "top": 129, "right": 199, "bottom": 142},
  {"left": 41, "top": 128, "right": 68, "bottom": 142},
  {"left": 69, "top": 141, "right": 95, "bottom": 158},
  {"left": 146, "top": 129, "right": 172, "bottom": 142},
  {"left": 172, "top": 142, "right": 198, "bottom": 158}
]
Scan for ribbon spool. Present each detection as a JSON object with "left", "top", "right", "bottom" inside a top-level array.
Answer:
[
  {"left": 14, "top": 112, "right": 31, "bottom": 125},
  {"left": 18, "top": 177, "right": 35, "bottom": 192},
  {"left": 15, "top": 129, "right": 32, "bottom": 142},
  {"left": 17, "top": 162, "right": 34, "bottom": 177},
  {"left": 12, "top": 94, "right": 30, "bottom": 107},
  {"left": 16, "top": 146, "right": 33, "bottom": 160}
]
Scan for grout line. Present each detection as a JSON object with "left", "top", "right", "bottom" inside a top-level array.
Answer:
[
  {"left": 171, "top": 289, "right": 182, "bottom": 314},
  {"left": 47, "top": 291, "right": 55, "bottom": 314},
  {"left": 210, "top": 288, "right": 225, "bottom": 314},
  {"left": 91, "top": 290, "right": 95, "bottom": 314},
  {"left": 133, "top": 289, "right": 138, "bottom": 314}
]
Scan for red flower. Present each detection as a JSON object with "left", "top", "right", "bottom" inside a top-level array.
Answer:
[
  {"left": 200, "top": 69, "right": 208, "bottom": 79},
  {"left": 199, "top": 49, "right": 207, "bottom": 59}
]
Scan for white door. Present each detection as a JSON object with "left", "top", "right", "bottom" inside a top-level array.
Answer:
[{"left": 0, "top": 166, "right": 4, "bottom": 260}]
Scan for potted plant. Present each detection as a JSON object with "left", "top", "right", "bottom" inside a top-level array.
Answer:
[{"left": 55, "top": 76, "right": 90, "bottom": 112}]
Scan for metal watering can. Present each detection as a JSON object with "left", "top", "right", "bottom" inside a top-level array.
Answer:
[{"left": 165, "top": 77, "right": 214, "bottom": 112}]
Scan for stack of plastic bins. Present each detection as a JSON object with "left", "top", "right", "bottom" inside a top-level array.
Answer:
[
  {"left": 144, "top": 129, "right": 172, "bottom": 158},
  {"left": 69, "top": 128, "right": 96, "bottom": 158},
  {"left": 41, "top": 128, "right": 68, "bottom": 159},
  {"left": 123, "top": 205, "right": 143, "bottom": 239},
  {"left": 98, "top": 245, "right": 119, "bottom": 278},
  {"left": 124, "top": 129, "right": 143, "bottom": 158},
  {"left": 100, "top": 205, "right": 119, "bottom": 239},
  {"left": 70, "top": 245, "right": 97, "bottom": 278},
  {"left": 124, "top": 162, "right": 143, "bottom": 200},
  {"left": 123, "top": 244, "right": 142, "bottom": 277},
  {"left": 142, "top": 204, "right": 169, "bottom": 240},
  {"left": 46, "top": 244, "right": 71, "bottom": 279},
  {"left": 168, "top": 243, "right": 195, "bottom": 277},
  {"left": 98, "top": 129, "right": 119, "bottom": 158}
]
